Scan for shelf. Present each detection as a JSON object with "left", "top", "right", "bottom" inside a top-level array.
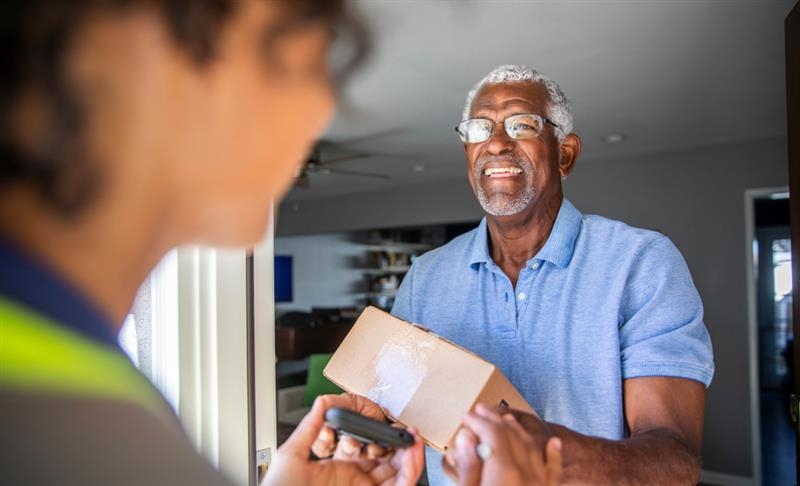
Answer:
[
  {"left": 359, "top": 266, "right": 411, "bottom": 275},
  {"left": 363, "top": 243, "right": 431, "bottom": 253}
]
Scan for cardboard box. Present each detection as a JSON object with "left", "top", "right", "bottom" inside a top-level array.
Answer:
[{"left": 323, "top": 306, "right": 535, "bottom": 452}]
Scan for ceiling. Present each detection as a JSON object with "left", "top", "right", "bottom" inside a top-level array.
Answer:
[{"left": 285, "top": 0, "right": 796, "bottom": 202}]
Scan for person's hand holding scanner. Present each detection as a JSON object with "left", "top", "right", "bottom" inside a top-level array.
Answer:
[
  {"left": 266, "top": 393, "right": 424, "bottom": 486},
  {"left": 443, "top": 404, "right": 563, "bottom": 486},
  {"left": 311, "top": 393, "right": 401, "bottom": 460}
]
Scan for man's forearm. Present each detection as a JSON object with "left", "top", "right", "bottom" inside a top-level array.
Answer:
[{"left": 552, "top": 423, "right": 701, "bottom": 486}]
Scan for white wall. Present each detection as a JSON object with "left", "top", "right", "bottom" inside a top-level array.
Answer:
[
  {"left": 276, "top": 136, "right": 790, "bottom": 480},
  {"left": 274, "top": 233, "right": 366, "bottom": 312}
]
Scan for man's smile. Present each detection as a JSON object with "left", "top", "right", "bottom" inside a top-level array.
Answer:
[{"left": 483, "top": 167, "right": 523, "bottom": 177}]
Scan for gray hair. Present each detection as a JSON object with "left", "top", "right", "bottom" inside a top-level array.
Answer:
[{"left": 462, "top": 65, "right": 573, "bottom": 138}]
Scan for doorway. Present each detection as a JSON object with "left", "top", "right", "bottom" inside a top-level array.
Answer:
[{"left": 748, "top": 190, "right": 794, "bottom": 485}]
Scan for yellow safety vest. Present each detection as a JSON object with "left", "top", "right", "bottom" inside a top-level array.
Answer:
[{"left": 0, "top": 296, "right": 170, "bottom": 419}]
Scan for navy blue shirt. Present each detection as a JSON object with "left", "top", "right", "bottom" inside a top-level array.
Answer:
[{"left": 0, "top": 236, "right": 118, "bottom": 348}]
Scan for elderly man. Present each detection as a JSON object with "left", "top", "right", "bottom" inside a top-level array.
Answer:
[{"left": 392, "top": 65, "right": 714, "bottom": 485}]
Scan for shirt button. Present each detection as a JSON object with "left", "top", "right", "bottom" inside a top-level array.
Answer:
[
  {"left": 531, "top": 262, "right": 540, "bottom": 270},
  {"left": 518, "top": 292, "right": 526, "bottom": 301}
]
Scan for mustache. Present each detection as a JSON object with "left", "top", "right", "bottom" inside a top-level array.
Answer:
[{"left": 475, "top": 154, "right": 534, "bottom": 172}]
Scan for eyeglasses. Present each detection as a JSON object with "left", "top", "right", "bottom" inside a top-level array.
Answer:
[{"left": 455, "top": 114, "right": 561, "bottom": 144}]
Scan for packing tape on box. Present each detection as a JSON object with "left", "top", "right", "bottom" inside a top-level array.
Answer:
[{"left": 366, "top": 327, "right": 434, "bottom": 418}]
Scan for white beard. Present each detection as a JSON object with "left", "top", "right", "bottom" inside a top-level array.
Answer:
[
  {"left": 476, "top": 184, "right": 535, "bottom": 216},
  {"left": 473, "top": 155, "right": 535, "bottom": 216}
]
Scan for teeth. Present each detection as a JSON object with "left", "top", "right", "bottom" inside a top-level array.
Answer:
[{"left": 484, "top": 167, "right": 523, "bottom": 176}]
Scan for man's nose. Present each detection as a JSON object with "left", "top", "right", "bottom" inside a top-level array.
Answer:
[{"left": 484, "top": 125, "right": 515, "bottom": 155}]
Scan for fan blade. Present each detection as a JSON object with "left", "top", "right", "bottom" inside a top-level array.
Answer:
[
  {"left": 324, "top": 167, "right": 391, "bottom": 179},
  {"left": 325, "top": 128, "right": 406, "bottom": 147},
  {"left": 320, "top": 153, "right": 370, "bottom": 165}
]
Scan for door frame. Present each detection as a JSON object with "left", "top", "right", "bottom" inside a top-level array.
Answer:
[
  {"left": 744, "top": 185, "right": 790, "bottom": 485},
  {"left": 252, "top": 210, "right": 279, "bottom": 480},
  {"left": 785, "top": 2, "right": 800, "bottom": 480}
]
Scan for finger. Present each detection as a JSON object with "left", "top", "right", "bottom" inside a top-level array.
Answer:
[
  {"left": 502, "top": 413, "right": 542, "bottom": 469},
  {"left": 457, "top": 429, "right": 482, "bottom": 486},
  {"left": 354, "top": 457, "right": 382, "bottom": 473},
  {"left": 544, "top": 437, "right": 564, "bottom": 486},
  {"left": 461, "top": 412, "right": 511, "bottom": 457},
  {"left": 321, "top": 393, "right": 388, "bottom": 421},
  {"left": 502, "top": 414, "right": 533, "bottom": 444},
  {"left": 443, "top": 440, "right": 460, "bottom": 483},
  {"left": 498, "top": 408, "right": 552, "bottom": 450},
  {"left": 482, "top": 403, "right": 516, "bottom": 417},
  {"left": 474, "top": 404, "right": 507, "bottom": 425},
  {"left": 367, "top": 461, "right": 398, "bottom": 484},
  {"left": 280, "top": 396, "right": 329, "bottom": 458},
  {"left": 333, "top": 435, "right": 364, "bottom": 460},
  {"left": 365, "top": 442, "right": 389, "bottom": 460},
  {"left": 311, "top": 425, "right": 337, "bottom": 458},
  {"left": 389, "top": 428, "right": 425, "bottom": 486},
  {"left": 442, "top": 453, "right": 459, "bottom": 483},
  {"left": 453, "top": 427, "right": 481, "bottom": 486}
]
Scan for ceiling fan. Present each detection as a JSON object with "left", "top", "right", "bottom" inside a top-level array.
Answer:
[
  {"left": 294, "top": 129, "right": 406, "bottom": 188},
  {"left": 295, "top": 143, "right": 391, "bottom": 188}
]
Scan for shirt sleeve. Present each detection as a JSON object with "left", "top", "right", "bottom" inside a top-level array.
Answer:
[{"left": 619, "top": 235, "right": 715, "bottom": 387}]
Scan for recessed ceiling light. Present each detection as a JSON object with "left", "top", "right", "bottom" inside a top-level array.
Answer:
[
  {"left": 603, "top": 134, "right": 626, "bottom": 143},
  {"left": 411, "top": 164, "right": 427, "bottom": 172}
]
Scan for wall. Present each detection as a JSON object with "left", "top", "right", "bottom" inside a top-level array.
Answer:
[
  {"left": 277, "top": 180, "right": 483, "bottom": 237},
  {"left": 274, "top": 233, "right": 365, "bottom": 312},
  {"left": 568, "top": 137, "right": 788, "bottom": 480},
  {"left": 277, "top": 136, "right": 789, "bottom": 479}
]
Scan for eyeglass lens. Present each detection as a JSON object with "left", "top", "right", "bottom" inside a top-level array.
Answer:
[{"left": 458, "top": 114, "right": 545, "bottom": 143}]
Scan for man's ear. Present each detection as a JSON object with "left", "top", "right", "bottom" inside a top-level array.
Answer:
[{"left": 558, "top": 133, "right": 581, "bottom": 177}]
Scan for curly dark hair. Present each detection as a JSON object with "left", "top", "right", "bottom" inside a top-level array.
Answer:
[{"left": 0, "top": 0, "right": 369, "bottom": 217}]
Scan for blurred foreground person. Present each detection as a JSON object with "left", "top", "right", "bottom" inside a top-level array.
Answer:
[{"left": 0, "top": 1, "right": 427, "bottom": 484}]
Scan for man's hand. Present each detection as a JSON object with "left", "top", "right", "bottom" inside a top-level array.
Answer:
[
  {"left": 486, "top": 406, "right": 555, "bottom": 452},
  {"left": 265, "top": 394, "right": 424, "bottom": 486},
  {"left": 443, "top": 404, "right": 563, "bottom": 486},
  {"left": 477, "top": 377, "right": 705, "bottom": 485}
]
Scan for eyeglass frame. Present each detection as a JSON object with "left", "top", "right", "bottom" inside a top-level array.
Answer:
[{"left": 454, "top": 113, "right": 562, "bottom": 144}]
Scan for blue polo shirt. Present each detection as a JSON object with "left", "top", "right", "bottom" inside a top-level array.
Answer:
[{"left": 391, "top": 198, "right": 714, "bottom": 485}]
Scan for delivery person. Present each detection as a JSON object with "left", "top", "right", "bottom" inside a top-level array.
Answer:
[
  {"left": 0, "top": 1, "right": 427, "bottom": 484},
  {"left": 0, "top": 2, "right": 564, "bottom": 484}
]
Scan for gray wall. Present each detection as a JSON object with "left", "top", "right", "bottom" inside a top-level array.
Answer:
[
  {"left": 277, "top": 180, "right": 484, "bottom": 237},
  {"left": 277, "top": 136, "right": 789, "bottom": 478},
  {"left": 568, "top": 137, "right": 788, "bottom": 478},
  {"left": 274, "top": 233, "right": 365, "bottom": 312}
]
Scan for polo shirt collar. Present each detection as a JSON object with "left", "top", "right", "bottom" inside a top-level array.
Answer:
[
  {"left": 0, "top": 234, "right": 119, "bottom": 348},
  {"left": 535, "top": 198, "right": 582, "bottom": 268},
  {"left": 468, "top": 198, "right": 583, "bottom": 269},
  {"left": 468, "top": 218, "right": 492, "bottom": 266}
]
